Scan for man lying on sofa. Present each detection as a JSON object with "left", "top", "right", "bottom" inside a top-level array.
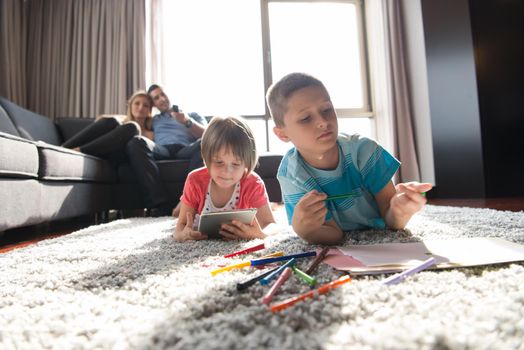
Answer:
[{"left": 126, "top": 84, "right": 207, "bottom": 217}]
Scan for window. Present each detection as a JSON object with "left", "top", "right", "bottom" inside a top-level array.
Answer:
[
  {"left": 153, "top": 0, "right": 265, "bottom": 116},
  {"left": 146, "top": 0, "right": 372, "bottom": 153}
]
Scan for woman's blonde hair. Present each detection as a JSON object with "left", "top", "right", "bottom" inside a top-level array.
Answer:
[
  {"left": 201, "top": 116, "right": 258, "bottom": 174},
  {"left": 124, "top": 90, "right": 154, "bottom": 130}
]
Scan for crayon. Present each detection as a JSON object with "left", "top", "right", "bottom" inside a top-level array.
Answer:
[
  {"left": 262, "top": 267, "right": 292, "bottom": 305},
  {"left": 270, "top": 275, "right": 351, "bottom": 312},
  {"left": 305, "top": 247, "right": 330, "bottom": 274},
  {"left": 236, "top": 266, "right": 280, "bottom": 291},
  {"left": 211, "top": 251, "right": 284, "bottom": 276},
  {"left": 325, "top": 193, "right": 354, "bottom": 201},
  {"left": 260, "top": 258, "right": 296, "bottom": 285},
  {"left": 250, "top": 251, "right": 316, "bottom": 267},
  {"left": 224, "top": 243, "right": 265, "bottom": 258},
  {"left": 382, "top": 257, "right": 436, "bottom": 285},
  {"left": 291, "top": 266, "right": 317, "bottom": 286}
]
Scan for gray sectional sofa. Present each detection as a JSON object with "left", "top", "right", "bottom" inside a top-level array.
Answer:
[{"left": 0, "top": 97, "right": 282, "bottom": 232}]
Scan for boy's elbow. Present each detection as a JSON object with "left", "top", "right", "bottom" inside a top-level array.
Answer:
[
  {"left": 298, "top": 232, "right": 321, "bottom": 245},
  {"left": 293, "top": 225, "right": 343, "bottom": 245}
]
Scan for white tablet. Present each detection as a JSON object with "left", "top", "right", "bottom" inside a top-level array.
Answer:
[{"left": 198, "top": 208, "right": 258, "bottom": 239}]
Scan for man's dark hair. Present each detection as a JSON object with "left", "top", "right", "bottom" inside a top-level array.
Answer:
[{"left": 147, "top": 84, "right": 161, "bottom": 95}]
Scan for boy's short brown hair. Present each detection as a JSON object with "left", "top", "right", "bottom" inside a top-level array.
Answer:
[
  {"left": 266, "top": 72, "right": 329, "bottom": 127},
  {"left": 201, "top": 116, "right": 258, "bottom": 173}
]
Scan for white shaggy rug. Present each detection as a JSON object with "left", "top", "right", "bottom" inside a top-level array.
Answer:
[{"left": 1, "top": 205, "right": 524, "bottom": 349}]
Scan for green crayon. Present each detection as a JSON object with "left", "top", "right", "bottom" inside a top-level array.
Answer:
[{"left": 292, "top": 266, "right": 317, "bottom": 286}]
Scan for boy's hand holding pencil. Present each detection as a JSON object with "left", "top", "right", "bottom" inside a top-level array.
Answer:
[
  {"left": 292, "top": 190, "right": 328, "bottom": 233},
  {"left": 291, "top": 191, "right": 344, "bottom": 244}
]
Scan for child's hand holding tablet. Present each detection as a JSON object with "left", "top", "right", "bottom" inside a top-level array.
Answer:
[{"left": 198, "top": 208, "right": 258, "bottom": 239}]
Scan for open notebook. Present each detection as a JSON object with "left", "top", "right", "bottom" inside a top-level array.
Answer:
[{"left": 322, "top": 237, "right": 524, "bottom": 275}]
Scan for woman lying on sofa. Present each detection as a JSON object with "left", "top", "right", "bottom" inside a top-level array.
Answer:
[{"left": 62, "top": 90, "right": 154, "bottom": 163}]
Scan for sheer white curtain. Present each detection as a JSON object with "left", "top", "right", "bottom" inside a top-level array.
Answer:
[
  {"left": 145, "top": 0, "right": 165, "bottom": 89},
  {"left": 366, "top": 0, "right": 421, "bottom": 183}
]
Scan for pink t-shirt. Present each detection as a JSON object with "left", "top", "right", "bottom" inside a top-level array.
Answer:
[{"left": 181, "top": 167, "right": 270, "bottom": 214}]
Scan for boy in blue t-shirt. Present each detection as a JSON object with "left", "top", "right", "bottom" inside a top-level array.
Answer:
[{"left": 266, "top": 72, "right": 432, "bottom": 244}]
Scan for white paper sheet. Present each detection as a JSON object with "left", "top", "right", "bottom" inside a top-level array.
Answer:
[{"left": 328, "top": 237, "right": 524, "bottom": 274}]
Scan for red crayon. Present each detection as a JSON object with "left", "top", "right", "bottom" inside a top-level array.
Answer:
[{"left": 224, "top": 243, "right": 265, "bottom": 258}]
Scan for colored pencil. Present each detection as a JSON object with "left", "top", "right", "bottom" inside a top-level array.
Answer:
[
  {"left": 224, "top": 243, "right": 265, "bottom": 258},
  {"left": 270, "top": 275, "right": 351, "bottom": 312},
  {"left": 305, "top": 247, "right": 330, "bottom": 274},
  {"left": 325, "top": 193, "right": 354, "bottom": 201}
]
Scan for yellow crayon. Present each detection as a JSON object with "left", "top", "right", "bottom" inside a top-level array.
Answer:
[{"left": 211, "top": 251, "right": 284, "bottom": 276}]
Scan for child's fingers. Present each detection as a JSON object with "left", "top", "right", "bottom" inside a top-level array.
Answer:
[
  {"left": 298, "top": 195, "right": 328, "bottom": 216},
  {"left": 221, "top": 221, "right": 251, "bottom": 238},
  {"left": 311, "top": 205, "right": 328, "bottom": 222},
  {"left": 228, "top": 220, "right": 252, "bottom": 232},
  {"left": 396, "top": 186, "right": 427, "bottom": 208},
  {"left": 188, "top": 230, "right": 207, "bottom": 241},
  {"left": 301, "top": 190, "right": 328, "bottom": 206},
  {"left": 221, "top": 223, "right": 241, "bottom": 235},
  {"left": 398, "top": 182, "right": 433, "bottom": 194},
  {"left": 218, "top": 229, "right": 238, "bottom": 240}
]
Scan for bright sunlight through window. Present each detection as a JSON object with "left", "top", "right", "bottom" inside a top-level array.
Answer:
[
  {"left": 160, "top": 0, "right": 265, "bottom": 116},
  {"left": 148, "top": 0, "right": 372, "bottom": 153},
  {"left": 269, "top": 2, "right": 365, "bottom": 109}
]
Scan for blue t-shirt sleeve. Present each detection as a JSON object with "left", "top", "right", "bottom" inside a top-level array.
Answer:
[
  {"left": 277, "top": 151, "right": 308, "bottom": 225},
  {"left": 353, "top": 137, "right": 400, "bottom": 194},
  {"left": 188, "top": 112, "right": 207, "bottom": 125}
]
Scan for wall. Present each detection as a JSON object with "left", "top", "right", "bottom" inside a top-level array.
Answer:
[
  {"left": 421, "top": 0, "right": 486, "bottom": 198},
  {"left": 468, "top": 0, "right": 524, "bottom": 197},
  {"left": 420, "top": 0, "right": 524, "bottom": 198}
]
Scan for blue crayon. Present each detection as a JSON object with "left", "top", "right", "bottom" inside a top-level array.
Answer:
[
  {"left": 250, "top": 251, "right": 317, "bottom": 267},
  {"left": 260, "top": 258, "right": 297, "bottom": 286}
]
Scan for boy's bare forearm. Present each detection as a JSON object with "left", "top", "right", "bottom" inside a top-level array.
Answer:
[
  {"left": 292, "top": 223, "right": 343, "bottom": 245},
  {"left": 384, "top": 209, "right": 412, "bottom": 230}
]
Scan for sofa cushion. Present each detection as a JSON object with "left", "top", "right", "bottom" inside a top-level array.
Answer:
[
  {"left": 117, "top": 160, "right": 190, "bottom": 184},
  {"left": 36, "top": 142, "right": 117, "bottom": 183},
  {"left": 0, "top": 132, "right": 39, "bottom": 178},
  {"left": 55, "top": 117, "right": 97, "bottom": 143},
  {"left": 116, "top": 163, "right": 138, "bottom": 184},
  {"left": 0, "top": 179, "right": 42, "bottom": 231},
  {"left": 0, "top": 102, "right": 20, "bottom": 136},
  {"left": 255, "top": 153, "right": 283, "bottom": 178},
  {"left": 158, "top": 160, "right": 191, "bottom": 182},
  {"left": 0, "top": 97, "right": 62, "bottom": 145}
]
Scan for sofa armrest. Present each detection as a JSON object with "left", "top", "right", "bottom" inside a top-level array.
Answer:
[{"left": 55, "top": 117, "right": 95, "bottom": 143}]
